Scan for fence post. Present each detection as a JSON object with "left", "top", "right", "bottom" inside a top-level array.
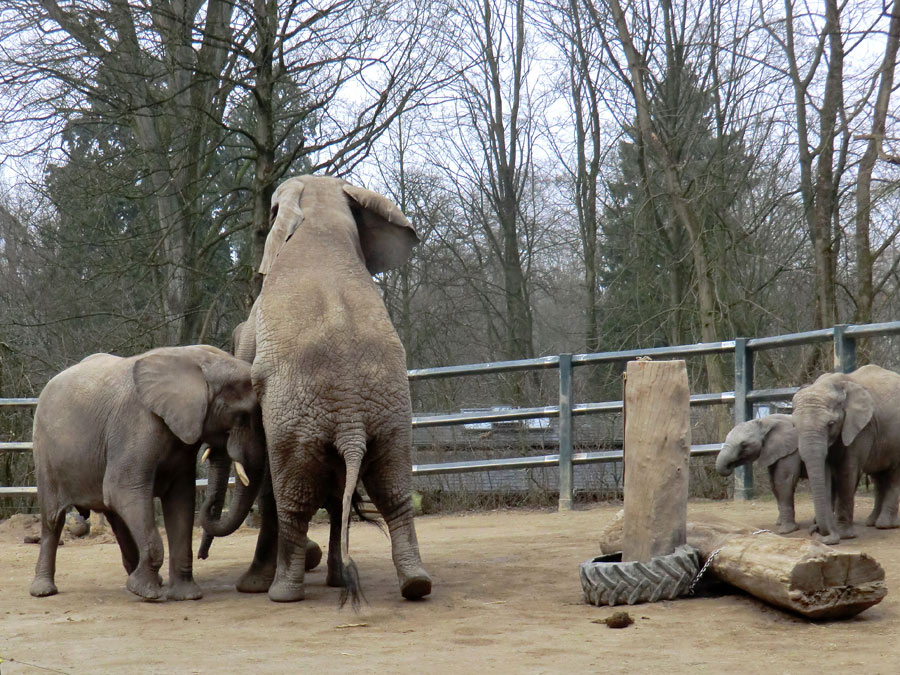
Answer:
[
  {"left": 833, "top": 324, "right": 857, "bottom": 373},
  {"left": 733, "top": 338, "right": 754, "bottom": 500},
  {"left": 558, "top": 353, "right": 574, "bottom": 511}
]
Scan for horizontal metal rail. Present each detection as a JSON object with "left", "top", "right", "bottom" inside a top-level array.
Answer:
[
  {"left": 4, "top": 320, "right": 900, "bottom": 501},
  {"left": 0, "top": 446, "right": 725, "bottom": 497}
]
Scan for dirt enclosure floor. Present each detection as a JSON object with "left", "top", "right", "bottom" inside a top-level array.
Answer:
[{"left": 2, "top": 495, "right": 900, "bottom": 674}]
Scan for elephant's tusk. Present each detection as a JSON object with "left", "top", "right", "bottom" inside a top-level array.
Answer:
[
  {"left": 234, "top": 461, "right": 250, "bottom": 487},
  {"left": 201, "top": 447, "right": 211, "bottom": 463}
]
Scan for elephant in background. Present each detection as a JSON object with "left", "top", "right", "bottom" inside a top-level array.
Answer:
[
  {"left": 716, "top": 414, "right": 804, "bottom": 534},
  {"left": 245, "top": 174, "right": 431, "bottom": 605},
  {"left": 793, "top": 364, "right": 900, "bottom": 544},
  {"left": 30, "top": 345, "right": 266, "bottom": 600}
]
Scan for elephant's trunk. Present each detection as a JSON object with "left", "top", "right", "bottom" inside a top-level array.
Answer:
[
  {"left": 799, "top": 431, "right": 834, "bottom": 539},
  {"left": 200, "top": 429, "right": 265, "bottom": 538},
  {"left": 715, "top": 445, "right": 737, "bottom": 476},
  {"left": 197, "top": 447, "right": 230, "bottom": 558}
]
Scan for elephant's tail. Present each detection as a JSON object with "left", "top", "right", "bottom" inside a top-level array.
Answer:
[{"left": 337, "top": 435, "right": 366, "bottom": 610}]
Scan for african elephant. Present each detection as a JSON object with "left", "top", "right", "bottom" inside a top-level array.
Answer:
[
  {"left": 715, "top": 414, "right": 805, "bottom": 533},
  {"left": 244, "top": 174, "right": 431, "bottom": 604},
  {"left": 197, "top": 310, "right": 324, "bottom": 584},
  {"left": 792, "top": 364, "right": 900, "bottom": 544},
  {"left": 30, "top": 345, "right": 266, "bottom": 600}
]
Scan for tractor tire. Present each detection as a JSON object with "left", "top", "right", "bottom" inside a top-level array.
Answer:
[{"left": 580, "top": 545, "right": 701, "bottom": 606}]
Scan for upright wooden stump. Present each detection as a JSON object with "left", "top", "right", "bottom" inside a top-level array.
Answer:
[{"left": 622, "top": 359, "right": 691, "bottom": 563}]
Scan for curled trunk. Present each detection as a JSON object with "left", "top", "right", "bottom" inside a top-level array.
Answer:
[
  {"left": 200, "top": 430, "right": 265, "bottom": 538},
  {"left": 716, "top": 445, "right": 737, "bottom": 476}
]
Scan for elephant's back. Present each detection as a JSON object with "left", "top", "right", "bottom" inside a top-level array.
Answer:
[{"left": 33, "top": 354, "right": 126, "bottom": 501}]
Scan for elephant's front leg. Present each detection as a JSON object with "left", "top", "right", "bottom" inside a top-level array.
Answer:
[
  {"left": 769, "top": 460, "right": 800, "bottom": 534},
  {"left": 108, "top": 487, "right": 165, "bottom": 600},
  {"left": 832, "top": 454, "right": 861, "bottom": 540},
  {"left": 363, "top": 442, "right": 431, "bottom": 601},
  {"left": 236, "top": 468, "right": 279, "bottom": 593},
  {"left": 160, "top": 473, "right": 202, "bottom": 600}
]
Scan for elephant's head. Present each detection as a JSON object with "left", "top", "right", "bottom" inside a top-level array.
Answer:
[
  {"left": 716, "top": 414, "right": 798, "bottom": 476},
  {"left": 258, "top": 175, "right": 419, "bottom": 277},
  {"left": 132, "top": 346, "right": 267, "bottom": 537},
  {"left": 791, "top": 373, "right": 875, "bottom": 542}
]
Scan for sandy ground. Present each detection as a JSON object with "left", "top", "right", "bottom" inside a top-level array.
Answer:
[{"left": 1, "top": 494, "right": 900, "bottom": 674}]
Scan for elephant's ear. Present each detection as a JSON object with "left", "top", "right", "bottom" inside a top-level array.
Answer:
[
  {"left": 759, "top": 416, "right": 798, "bottom": 467},
  {"left": 841, "top": 381, "right": 875, "bottom": 446},
  {"left": 342, "top": 183, "right": 419, "bottom": 275},
  {"left": 259, "top": 179, "right": 306, "bottom": 275},
  {"left": 133, "top": 353, "right": 209, "bottom": 445}
]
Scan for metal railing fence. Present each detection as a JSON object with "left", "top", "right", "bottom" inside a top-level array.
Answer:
[{"left": 3, "top": 321, "right": 900, "bottom": 508}]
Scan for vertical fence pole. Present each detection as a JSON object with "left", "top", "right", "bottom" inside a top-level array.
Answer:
[
  {"left": 733, "top": 338, "right": 754, "bottom": 500},
  {"left": 558, "top": 353, "right": 574, "bottom": 511},
  {"left": 833, "top": 324, "right": 857, "bottom": 373}
]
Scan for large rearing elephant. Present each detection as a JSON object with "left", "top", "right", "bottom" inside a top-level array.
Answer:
[
  {"left": 250, "top": 174, "right": 431, "bottom": 604},
  {"left": 30, "top": 346, "right": 266, "bottom": 600},
  {"left": 792, "top": 364, "right": 900, "bottom": 544}
]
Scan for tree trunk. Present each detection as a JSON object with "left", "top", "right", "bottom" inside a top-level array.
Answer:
[{"left": 854, "top": 0, "right": 900, "bottom": 326}]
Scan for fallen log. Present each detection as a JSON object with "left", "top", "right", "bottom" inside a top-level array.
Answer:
[{"left": 597, "top": 512, "right": 887, "bottom": 620}]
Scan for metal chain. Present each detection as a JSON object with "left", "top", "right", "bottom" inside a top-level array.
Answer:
[
  {"left": 689, "top": 529, "right": 773, "bottom": 595},
  {"left": 688, "top": 547, "right": 722, "bottom": 595}
]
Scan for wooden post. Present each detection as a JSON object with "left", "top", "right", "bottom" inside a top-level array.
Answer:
[{"left": 622, "top": 359, "right": 691, "bottom": 562}]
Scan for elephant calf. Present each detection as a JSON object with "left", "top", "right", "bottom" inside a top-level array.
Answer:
[
  {"left": 30, "top": 345, "right": 266, "bottom": 601},
  {"left": 716, "top": 414, "right": 805, "bottom": 533}
]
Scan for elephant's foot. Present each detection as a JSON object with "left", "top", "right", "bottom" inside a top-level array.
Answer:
[
  {"left": 267, "top": 578, "right": 305, "bottom": 603},
  {"left": 866, "top": 512, "right": 878, "bottom": 527},
  {"left": 305, "top": 540, "right": 323, "bottom": 572},
  {"left": 166, "top": 578, "right": 203, "bottom": 601},
  {"left": 874, "top": 515, "right": 900, "bottom": 529},
  {"left": 812, "top": 531, "right": 841, "bottom": 545},
  {"left": 835, "top": 522, "right": 858, "bottom": 539},
  {"left": 398, "top": 566, "right": 432, "bottom": 600},
  {"left": 29, "top": 576, "right": 58, "bottom": 598},
  {"left": 126, "top": 570, "right": 164, "bottom": 601},
  {"left": 236, "top": 565, "right": 275, "bottom": 593},
  {"left": 775, "top": 521, "right": 799, "bottom": 535}
]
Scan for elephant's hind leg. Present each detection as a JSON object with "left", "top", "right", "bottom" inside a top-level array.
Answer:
[
  {"left": 236, "top": 469, "right": 278, "bottom": 593},
  {"left": 105, "top": 511, "right": 140, "bottom": 575},
  {"left": 30, "top": 502, "right": 67, "bottom": 597},
  {"left": 108, "top": 489, "right": 165, "bottom": 600},
  {"left": 362, "top": 438, "right": 431, "bottom": 601},
  {"left": 871, "top": 468, "right": 900, "bottom": 529},
  {"left": 267, "top": 449, "right": 327, "bottom": 603}
]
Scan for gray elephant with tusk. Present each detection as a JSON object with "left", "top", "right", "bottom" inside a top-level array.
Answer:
[
  {"left": 29, "top": 345, "right": 267, "bottom": 601},
  {"left": 716, "top": 414, "right": 805, "bottom": 533}
]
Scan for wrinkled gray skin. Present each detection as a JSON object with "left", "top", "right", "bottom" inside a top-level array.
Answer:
[
  {"left": 197, "top": 313, "right": 324, "bottom": 583},
  {"left": 716, "top": 415, "right": 805, "bottom": 533},
  {"left": 248, "top": 175, "right": 431, "bottom": 604},
  {"left": 792, "top": 364, "right": 900, "bottom": 544},
  {"left": 30, "top": 345, "right": 266, "bottom": 600}
]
